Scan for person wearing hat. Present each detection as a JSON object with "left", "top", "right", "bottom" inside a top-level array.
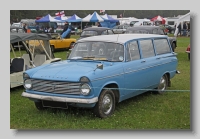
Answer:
[{"left": 61, "top": 21, "right": 69, "bottom": 36}]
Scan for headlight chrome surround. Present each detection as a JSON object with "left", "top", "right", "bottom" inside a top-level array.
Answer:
[
  {"left": 24, "top": 79, "right": 32, "bottom": 89},
  {"left": 80, "top": 76, "right": 90, "bottom": 83},
  {"left": 80, "top": 83, "right": 91, "bottom": 95}
]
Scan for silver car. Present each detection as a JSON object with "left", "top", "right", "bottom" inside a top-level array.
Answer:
[{"left": 112, "top": 24, "right": 131, "bottom": 34}]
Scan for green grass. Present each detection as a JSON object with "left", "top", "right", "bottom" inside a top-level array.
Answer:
[{"left": 10, "top": 36, "right": 190, "bottom": 129}]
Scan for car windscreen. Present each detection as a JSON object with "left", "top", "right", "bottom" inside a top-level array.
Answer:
[
  {"left": 80, "top": 31, "right": 98, "bottom": 37},
  {"left": 68, "top": 42, "right": 124, "bottom": 62}
]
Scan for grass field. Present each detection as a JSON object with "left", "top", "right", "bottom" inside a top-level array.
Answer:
[{"left": 10, "top": 35, "right": 190, "bottom": 129}]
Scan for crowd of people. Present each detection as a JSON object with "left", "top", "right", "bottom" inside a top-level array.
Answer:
[{"left": 175, "top": 21, "right": 190, "bottom": 37}]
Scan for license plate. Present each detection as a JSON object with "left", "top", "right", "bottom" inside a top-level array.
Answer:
[{"left": 42, "top": 100, "right": 68, "bottom": 109}]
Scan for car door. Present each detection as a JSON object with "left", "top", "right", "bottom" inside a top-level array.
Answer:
[
  {"left": 112, "top": 26, "right": 119, "bottom": 34},
  {"left": 122, "top": 40, "right": 147, "bottom": 98},
  {"left": 123, "top": 39, "right": 157, "bottom": 98}
]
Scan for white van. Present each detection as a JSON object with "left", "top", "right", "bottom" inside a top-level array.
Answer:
[{"left": 129, "top": 18, "right": 152, "bottom": 26}]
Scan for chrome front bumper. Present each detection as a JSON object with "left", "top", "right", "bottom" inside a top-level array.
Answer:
[{"left": 22, "top": 92, "right": 98, "bottom": 104}]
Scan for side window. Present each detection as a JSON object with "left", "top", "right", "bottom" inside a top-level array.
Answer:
[
  {"left": 152, "top": 29, "right": 158, "bottom": 34},
  {"left": 119, "top": 26, "right": 123, "bottom": 29},
  {"left": 101, "top": 30, "right": 108, "bottom": 35},
  {"left": 127, "top": 41, "right": 140, "bottom": 61},
  {"left": 108, "top": 30, "right": 114, "bottom": 34},
  {"left": 139, "top": 39, "right": 155, "bottom": 58},
  {"left": 154, "top": 39, "right": 171, "bottom": 54},
  {"left": 159, "top": 29, "right": 165, "bottom": 35}
]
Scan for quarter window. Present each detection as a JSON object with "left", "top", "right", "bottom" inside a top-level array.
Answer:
[
  {"left": 139, "top": 39, "right": 155, "bottom": 58},
  {"left": 154, "top": 39, "right": 171, "bottom": 54}
]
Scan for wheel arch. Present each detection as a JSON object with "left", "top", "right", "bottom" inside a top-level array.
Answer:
[{"left": 100, "top": 83, "right": 120, "bottom": 104}]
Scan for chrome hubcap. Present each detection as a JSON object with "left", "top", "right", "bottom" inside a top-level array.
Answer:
[
  {"left": 158, "top": 76, "right": 166, "bottom": 92},
  {"left": 102, "top": 94, "right": 113, "bottom": 114}
]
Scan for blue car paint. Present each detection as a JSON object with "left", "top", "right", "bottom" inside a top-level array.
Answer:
[{"left": 23, "top": 34, "right": 178, "bottom": 109}]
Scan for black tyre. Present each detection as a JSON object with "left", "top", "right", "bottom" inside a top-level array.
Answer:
[
  {"left": 34, "top": 101, "right": 47, "bottom": 110},
  {"left": 171, "top": 30, "right": 175, "bottom": 34},
  {"left": 93, "top": 89, "right": 115, "bottom": 118},
  {"left": 69, "top": 42, "right": 75, "bottom": 49},
  {"left": 155, "top": 74, "right": 168, "bottom": 94},
  {"left": 172, "top": 43, "right": 176, "bottom": 52},
  {"left": 50, "top": 45, "right": 55, "bottom": 53},
  {"left": 188, "top": 53, "right": 190, "bottom": 60}
]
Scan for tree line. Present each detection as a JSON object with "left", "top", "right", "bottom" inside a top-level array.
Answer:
[{"left": 10, "top": 10, "right": 190, "bottom": 23}]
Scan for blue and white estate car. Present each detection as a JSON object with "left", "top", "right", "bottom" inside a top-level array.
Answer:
[{"left": 22, "top": 34, "right": 179, "bottom": 118}]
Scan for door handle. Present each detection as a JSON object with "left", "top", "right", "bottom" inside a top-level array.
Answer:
[{"left": 141, "top": 60, "right": 146, "bottom": 63}]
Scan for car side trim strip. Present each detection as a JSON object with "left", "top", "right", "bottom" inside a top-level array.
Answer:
[{"left": 21, "top": 92, "right": 98, "bottom": 104}]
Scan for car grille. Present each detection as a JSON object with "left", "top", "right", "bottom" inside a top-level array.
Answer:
[{"left": 31, "top": 79, "right": 81, "bottom": 95}]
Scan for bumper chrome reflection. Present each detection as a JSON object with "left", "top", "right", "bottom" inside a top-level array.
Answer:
[{"left": 22, "top": 92, "right": 98, "bottom": 104}]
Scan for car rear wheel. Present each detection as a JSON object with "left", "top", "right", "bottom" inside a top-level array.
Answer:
[
  {"left": 155, "top": 74, "right": 168, "bottom": 94},
  {"left": 93, "top": 89, "right": 115, "bottom": 118},
  {"left": 188, "top": 53, "right": 190, "bottom": 60},
  {"left": 172, "top": 43, "right": 176, "bottom": 52},
  {"left": 171, "top": 30, "right": 175, "bottom": 34}
]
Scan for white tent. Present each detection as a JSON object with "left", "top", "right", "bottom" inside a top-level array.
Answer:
[{"left": 174, "top": 12, "right": 190, "bottom": 36}]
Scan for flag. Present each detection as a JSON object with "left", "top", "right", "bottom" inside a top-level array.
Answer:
[
  {"left": 100, "top": 10, "right": 105, "bottom": 13},
  {"left": 55, "top": 11, "right": 65, "bottom": 17}
]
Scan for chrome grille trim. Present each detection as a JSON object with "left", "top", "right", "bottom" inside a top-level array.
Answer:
[{"left": 31, "top": 79, "right": 81, "bottom": 95}]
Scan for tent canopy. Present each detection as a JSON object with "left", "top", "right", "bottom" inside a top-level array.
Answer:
[
  {"left": 82, "top": 11, "right": 105, "bottom": 22},
  {"left": 66, "top": 14, "right": 81, "bottom": 22},
  {"left": 101, "top": 14, "right": 119, "bottom": 23},
  {"left": 35, "top": 14, "right": 60, "bottom": 23},
  {"left": 54, "top": 16, "right": 68, "bottom": 22},
  {"left": 151, "top": 15, "right": 166, "bottom": 24}
]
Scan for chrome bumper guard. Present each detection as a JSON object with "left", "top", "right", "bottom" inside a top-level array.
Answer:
[{"left": 22, "top": 92, "right": 98, "bottom": 104}]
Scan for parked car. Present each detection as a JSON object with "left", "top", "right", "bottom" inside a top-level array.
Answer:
[
  {"left": 186, "top": 44, "right": 190, "bottom": 60},
  {"left": 112, "top": 24, "right": 131, "bottom": 34},
  {"left": 10, "top": 26, "right": 26, "bottom": 50},
  {"left": 125, "top": 26, "right": 177, "bottom": 52},
  {"left": 22, "top": 34, "right": 179, "bottom": 118},
  {"left": 160, "top": 24, "right": 176, "bottom": 34},
  {"left": 49, "top": 33, "right": 76, "bottom": 52},
  {"left": 78, "top": 27, "right": 115, "bottom": 40},
  {"left": 10, "top": 33, "right": 62, "bottom": 88},
  {"left": 10, "top": 26, "right": 25, "bottom": 33}
]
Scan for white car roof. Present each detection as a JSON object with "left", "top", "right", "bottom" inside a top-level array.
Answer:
[{"left": 77, "top": 34, "right": 167, "bottom": 44}]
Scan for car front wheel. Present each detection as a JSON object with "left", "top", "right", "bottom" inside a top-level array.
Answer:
[
  {"left": 50, "top": 45, "right": 55, "bottom": 53},
  {"left": 34, "top": 101, "right": 47, "bottom": 110},
  {"left": 93, "top": 89, "right": 115, "bottom": 118}
]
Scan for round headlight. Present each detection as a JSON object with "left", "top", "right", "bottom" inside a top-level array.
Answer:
[
  {"left": 80, "top": 84, "right": 91, "bottom": 95},
  {"left": 24, "top": 79, "right": 32, "bottom": 89}
]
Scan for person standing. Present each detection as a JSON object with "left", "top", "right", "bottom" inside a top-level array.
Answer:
[
  {"left": 183, "top": 22, "right": 187, "bottom": 36},
  {"left": 177, "top": 22, "right": 182, "bottom": 36},
  {"left": 61, "top": 21, "right": 69, "bottom": 35},
  {"left": 23, "top": 23, "right": 28, "bottom": 33},
  {"left": 97, "top": 22, "right": 102, "bottom": 27}
]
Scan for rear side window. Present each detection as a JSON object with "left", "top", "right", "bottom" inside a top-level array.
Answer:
[
  {"left": 127, "top": 41, "right": 140, "bottom": 61},
  {"left": 154, "top": 39, "right": 171, "bottom": 54},
  {"left": 139, "top": 39, "right": 155, "bottom": 58}
]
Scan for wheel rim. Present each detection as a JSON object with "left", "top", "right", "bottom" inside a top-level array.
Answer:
[
  {"left": 102, "top": 94, "right": 113, "bottom": 115},
  {"left": 158, "top": 76, "right": 167, "bottom": 92}
]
